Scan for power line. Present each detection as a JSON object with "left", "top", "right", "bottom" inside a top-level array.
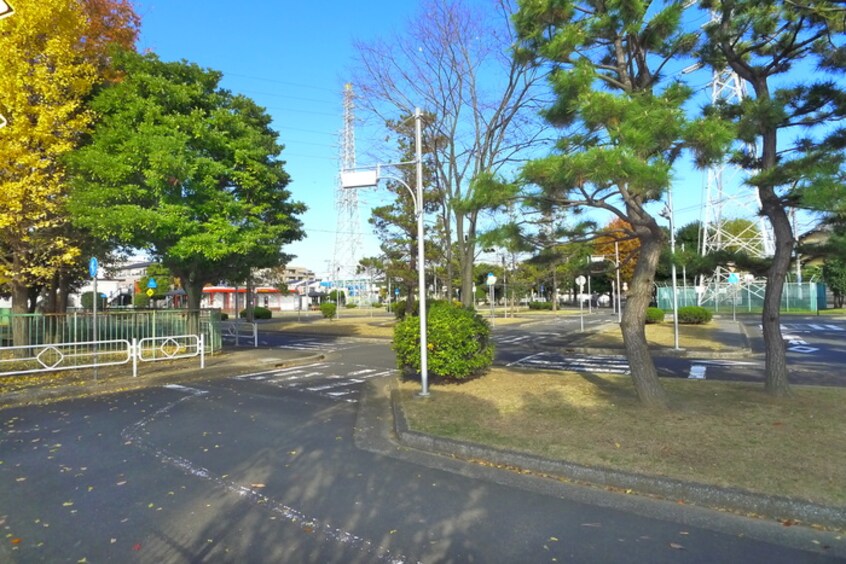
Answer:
[{"left": 223, "top": 72, "right": 341, "bottom": 94}]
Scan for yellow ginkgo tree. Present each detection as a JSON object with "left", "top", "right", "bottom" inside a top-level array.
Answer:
[{"left": 0, "top": 0, "right": 137, "bottom": 342}]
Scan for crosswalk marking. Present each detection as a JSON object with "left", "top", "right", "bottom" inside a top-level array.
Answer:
[
  {"left": 507, "top": 352, "right": 630, "bottom": 374},
  {"left": 761, "top": 323, "right": 845, "bottom": 333},
  {"left": 234, "top": 363, "right": 395, "bottom": 403}
]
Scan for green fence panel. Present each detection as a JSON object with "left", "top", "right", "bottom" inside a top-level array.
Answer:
[
  {"left": 656, "top": 282, "right": 819, "bottom": 313},
  {"left": 2, "top": 309, "right": 222, "bottom": 351}
]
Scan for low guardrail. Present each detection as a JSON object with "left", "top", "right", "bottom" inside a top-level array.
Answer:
[{"left": 0, "top": 335, "right": 205, "bottom": 378}]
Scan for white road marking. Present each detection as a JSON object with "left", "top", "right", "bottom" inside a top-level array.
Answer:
[{"left": 123, "top": 386, "right": 411, "bottom": 563}]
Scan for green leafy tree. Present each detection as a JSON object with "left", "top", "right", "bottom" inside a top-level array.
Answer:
[
  {"left": 514, "top": 0, "right": 731, "bottom": 407},
  {"left": 822, "top": 259, "right": 846, "bottom": 308},
  {"left": 68, "top": 50, "right": 305, "bottom": 319},
  {"left": 700, "top": 0, "right": 846, "bottom": 396}
]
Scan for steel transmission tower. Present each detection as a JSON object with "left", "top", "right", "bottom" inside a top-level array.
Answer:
[
  {"left": 333, "top": 84, "right": 362, "bottom": 286},
  {"left": 697, "top": 39, "right": 774, "bottom": 306}
]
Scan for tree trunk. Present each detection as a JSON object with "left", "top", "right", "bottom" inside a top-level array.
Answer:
[
  {"left": 460, "top": 246, "right": 475, "bottom": 308},
  {"left": 621, "top": 226, "right": 669, "bottom": 409},
  {"left": 57, "top": 273, "right": 70, "bottom": 313},
  {"left": 759, "top": 186, "right": 793, "bottom": 396},
  {"left": 754, "top": 74, "right": 793, "bottom": 397},
  {"left": 10, "top": 280, "right": 30, "bottom": 348},
  {"left": 182, "top": 276, "right": 205, "bottom": 337}
]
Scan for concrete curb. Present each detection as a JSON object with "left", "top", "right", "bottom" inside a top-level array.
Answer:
[{"left": 389, "top": 388, "right": 846, "bottom": 531}]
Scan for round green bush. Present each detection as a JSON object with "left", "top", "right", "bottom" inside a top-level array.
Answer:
[
  {"left": 393, "top": 301, "right": 493, "bottom": 381},
  {"left": 240, "top": 306, "right": 272, "bottom": 320},
  {"left": 81, "top": 291, "right": 107, "bottom": 310},
  {"left": 319, "top": 302, "right": 337, "bottom": 319},
  {"left": 345, "top": 303, "right": 358, "bottom": 309},
  {"left": 528, "top": 301, "right": 553, "bottom": 310},
  {"left": 677, "top": 305, "right": 712, "bottom": 324},
  {"left": 645, "top": 307, "right": 665, "bottom": 324},
  {"left": 392, "top": 299, "right": 420, "bottom": 319}
]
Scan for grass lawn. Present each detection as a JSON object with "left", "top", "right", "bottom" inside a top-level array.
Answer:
[{"left": 398, "top": 368, "right": 846, "bottom": 507}]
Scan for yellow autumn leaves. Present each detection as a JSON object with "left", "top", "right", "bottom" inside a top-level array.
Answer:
[{"left": 0, "top": 0, "right": 136, "bottom": 304}]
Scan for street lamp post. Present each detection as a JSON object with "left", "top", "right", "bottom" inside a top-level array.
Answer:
[
  {"left": 341, "top": 108, "right": 429, "bottom": 396},
  {"left": 661, "top": 188, "right": 680, "bottom": 350}
]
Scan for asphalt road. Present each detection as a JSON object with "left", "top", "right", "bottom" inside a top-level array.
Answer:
[
  {"left": 2, "top": 371, "right": 843, "bottom": 563},
  {"left": 489, "top": 312, "right": 846, "bottom": 386}
]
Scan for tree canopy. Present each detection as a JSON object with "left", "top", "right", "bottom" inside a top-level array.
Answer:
[
  {"left": 67, "top": 50, "right": 306, "bottom": 310},
  {"left": 0, "top": 0, "right": 139, "bottom": 330},
  {"left": 700, "top": 0, "right": 846, "bottom": 396},
  {"left": 514, "top": 0, "right": 731, "bottom": 407}
]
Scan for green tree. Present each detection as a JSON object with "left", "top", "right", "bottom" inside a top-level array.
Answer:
[
  {"left": 514, "top": 0, "right": 731, "bottom": 407},
  {"left": 700, "top": 0, "right": 846, "bottom": 396},
  {"left": 822, "top": 259, "right": 846, "bottom": 308},
  {"left": 68, "top": 50, "right": 305, "bottom": 318}
]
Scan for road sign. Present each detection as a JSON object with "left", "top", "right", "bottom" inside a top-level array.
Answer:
[
  {"left": 147, "top": 278, "right": 158, "bottom": 289},
  {"left": 394, "top": 288, "right": 400, "bottom": 295},
  {"left": 486, "top": 274, "right": 497, "bottom": 286},
  {"left": 88, "top": 257, "right": 98, "bottom": 278},
  {"left": 0, "top": 2, "right": 14, "bottom": 20},
  {"left": 575, "top": 275, "right": 586, "bottom": 287},
  {"left": 727, "top": 272, "right": 740, "bottom": 285},
  {"left": 146, "top": 289, "right": 154, "bottom": 297}
]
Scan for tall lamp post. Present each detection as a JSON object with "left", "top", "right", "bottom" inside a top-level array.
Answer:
[
  {"left": 660, "top": 188, "right": 680, "bottom": 350},
  {"left": 341, "top": 108, "right": 429, "bottom": 396}
]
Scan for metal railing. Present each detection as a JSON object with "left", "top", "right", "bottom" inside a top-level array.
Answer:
[
  {"left": 0, "top": 309, "right": 222, "bottom": 353},
  {"left": 0, "top": 335, "right": 204, "bottom": 378},
  {"left": 221, "top": 320, "right": 258, "bottom": 347}
]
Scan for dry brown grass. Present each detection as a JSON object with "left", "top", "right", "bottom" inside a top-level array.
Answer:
[
  {"left": 398, "top": 368, "right": 846, "bottom": 506},
  {"left": 580, "top": 321, "right": 733, "bottom": 350},
  {"left": 262, "top": 316, "right": 396, "bottom": 338}
]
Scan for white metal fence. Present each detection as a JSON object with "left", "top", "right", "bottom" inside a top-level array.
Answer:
[
  {"left": 0, "top": 334, "right": 204, "bottom": 378},
  {"left": 221, "top": 320, "right": 258, "bottom": 347}
]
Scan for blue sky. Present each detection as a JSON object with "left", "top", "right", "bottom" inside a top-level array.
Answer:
[
  {"left": 133, "top": 1, "right": 815, "bottom": 277},
  {"left": 134, "top": 0, "right": 420, "bottom": 276}
]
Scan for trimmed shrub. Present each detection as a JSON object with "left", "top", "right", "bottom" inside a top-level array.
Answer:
[
  {"left": 528, "top": 301, "right": 553, "bottom": 310},
  {"left": 239, "top": 306, "right": 272, "bottom": 320},
  {"left": 645, "top": 307, "right": 665, "bottom": 324},
  {"left": 677, "top": 305, "right": 712, "bottom": 324},
  {"left": 220, "top": 312, "right": 229, "bottom": 321},
  {"left": 81, "top": 291, "right": 107, "bottom": 310},
  {"left": 345, "top": 303, "right": 358, "bottom": 309},
  {"left": 393, "top": 301, "right": 493, "bottom": 381},
  {"left": 392, "top": 299, "right": 420, "bottom": 319},
  {"left": 319, "top": 302, "right": 337, "bottom": 319},
  {"left": 132, "top": 293, "right": 150, "bottom": 308}
]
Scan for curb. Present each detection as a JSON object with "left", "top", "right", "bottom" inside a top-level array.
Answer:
[{"left": 389, "top": 388, "right": 846, "bottom": 531}]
